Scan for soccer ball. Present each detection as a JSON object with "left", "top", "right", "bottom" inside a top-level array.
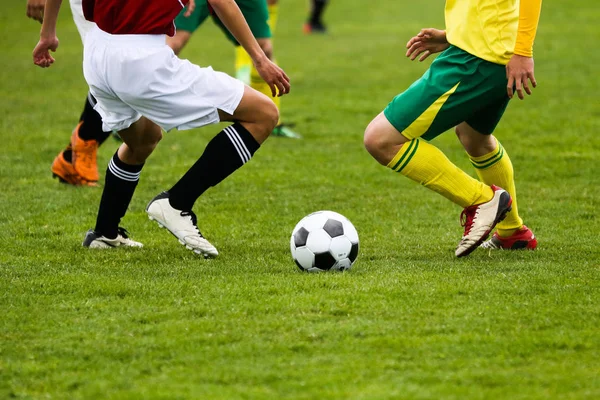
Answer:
[{"left": 290, "top": 211, "right": 359, "bottom": 272}]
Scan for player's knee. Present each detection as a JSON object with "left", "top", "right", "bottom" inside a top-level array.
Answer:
[
  {"left": 363, "top": 123, "right": 384, "bottom": 158},
  {"left": 136, "top": 125, "right": 163, "bottom": 159},
  {"left": 262, "top": 99, "right": 279, "bottom": 133},
  {"left": 456, "top": 124, "right": 496, "bottom": 156},
  {"left": 148, "top": 127, "right": 163, "bottom": 149},
  {"left": 248, "top": 97, "right": 278, "bottom": 142},
  {"left": 454, "top": 124, "right": 464, "bottom": 140}
]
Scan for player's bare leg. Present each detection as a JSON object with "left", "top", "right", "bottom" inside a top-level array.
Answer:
[
  {"left": 455, "top": 122, "right": 537, "bottom": 250},
  {"left": 364, "top": 113, "right": 512, "bottom": 257},
  {"left": 249, "top": 38, "right": 300, "bottom": 139},
  {"left": 304, "top": 0, "right": 329, "bottom": 34},
  {"left": 146, "top": 87, "right": 279, "bottom": 258}
]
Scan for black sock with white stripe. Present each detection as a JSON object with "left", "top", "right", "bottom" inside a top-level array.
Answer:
[
  {"left": 94, "top": 151, "right": 144, "bottom": 239},
  {"left": 77, "top": 93, "right": 111, "bottom": 145},
  {"left": 168, "top": 122, "right": 260, "bottom": 211}
]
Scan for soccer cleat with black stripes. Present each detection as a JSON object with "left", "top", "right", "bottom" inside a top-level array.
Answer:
[
  {"left": 146, "top": 192, "right": 218, "bottom": 258},
  {"left": 455, "top": 185, "right": 513, "bottom": 257},
  {"left": 82, "top": 227, "right": 143, "bottom": 248}
]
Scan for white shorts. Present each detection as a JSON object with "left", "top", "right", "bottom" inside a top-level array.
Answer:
[
  {"left": 69, "top": 0, "right": 95, "bottom": 42},
  {"left": 83, "top": 27, "right": 245, "bottom": 132}
]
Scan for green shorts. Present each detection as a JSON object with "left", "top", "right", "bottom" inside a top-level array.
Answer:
[
  {"left": 174, "top": 0, "right": 271, "bottom": 45},
  {"left": 383, "top": 45, "right": 510, "bottom": 140}
]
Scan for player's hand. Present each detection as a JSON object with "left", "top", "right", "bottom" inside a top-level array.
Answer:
[
  {"left": 33, "top": 35, "right": 59, "bottom": 68},
  {"left": 406, "top": 28, "right": 449, "bottom": 61},
  {"left": 254, "top": 57, "right": 290, "bottom": 97},
  {"left": 506, "top": 54, "right": 536, "bottom": 100},
  {"left": 183, "top": 0, "right": 196, "bottom": 17},
  {"left": 27, "top": 0, "right": 46, "bottom": 23}
]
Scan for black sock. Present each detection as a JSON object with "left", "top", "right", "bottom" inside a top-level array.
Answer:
[
  {"left": 77, "top": 93, "right": 111, "bottom": 145},
  {"left": 309, "top": 0, "right": 328, "bottom": 25},
  {"left": 168, "top": 123, "right": 260, "bottom": 211},
  {"left": 63, "top": 148, "right": 73, "bottom": 162},
  {"left": 94, "top": 152, "right": 144, "bottom": 238}
]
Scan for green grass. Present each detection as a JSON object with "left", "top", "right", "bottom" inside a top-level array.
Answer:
[{"left": 1, "top": 1, "right": 600, "bottom": 398}]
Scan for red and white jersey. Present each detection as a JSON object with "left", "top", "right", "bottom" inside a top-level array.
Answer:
[{"left": 82, "top": 0, "right": 189, "bottom": 36}]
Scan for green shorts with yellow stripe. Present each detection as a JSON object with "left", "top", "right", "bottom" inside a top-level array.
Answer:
[
  {"left": 384, "top": 45, "right": 510, "bottom": 140},
  {"left": 175, "top": 0, "right": 271, "bottom": 45}
]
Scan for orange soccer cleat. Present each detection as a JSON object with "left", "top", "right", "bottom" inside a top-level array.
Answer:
[
  {"left": 71, "top": 122, "right": 99, "bottom": 183},
  {"left": 51, "top": 150, "right": 84, "bottom": 186}
]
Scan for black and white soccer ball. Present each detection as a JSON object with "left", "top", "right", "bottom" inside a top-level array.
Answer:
[{"left": 290, "top": 211, "right": 359, "bottom": 272}]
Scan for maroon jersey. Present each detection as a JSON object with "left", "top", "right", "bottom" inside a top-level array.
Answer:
[{"left": 82, "top": 0, "right": 190, "bottom": 36}]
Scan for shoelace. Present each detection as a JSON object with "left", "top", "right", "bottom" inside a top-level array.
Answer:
[
  {"left": 180, "top": 211, "right": 204, "bottom": 237},
  {"left": 117, "top": 227, "right": 130, "bottom": 239},
  {"left": 460, "top": 207, "right": 477, "bottom": 236}
]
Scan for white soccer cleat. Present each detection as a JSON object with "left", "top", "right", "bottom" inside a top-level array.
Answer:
[
  {"left": 82, "top": 227, "right": 143, "bottom": 248},
  {"left": 146, "top": 192, "right": 218, "bottom": 258},
  {"left": 455, "top": 185, "right": 512, "bottom": 257}
]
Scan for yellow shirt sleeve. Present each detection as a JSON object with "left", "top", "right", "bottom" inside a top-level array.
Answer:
[{"left": 514, "top": 0, "right": 543, "bottom": 57}]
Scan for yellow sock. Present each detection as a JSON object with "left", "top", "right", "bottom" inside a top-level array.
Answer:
[
  {"left": 234, "top": 46, "right": 253, "bottom": 84},
  {"left": 268, "top": 3, "right": 279, "bottom": 33},
  {"left": 251, "top": 62, "right": 281, "bottom": 121},
  {"left": 388, "top": 138, "right": 493, "bottom": 208},
  {"left": 469, "top": 139, "right": 523, "bottom": 236}
]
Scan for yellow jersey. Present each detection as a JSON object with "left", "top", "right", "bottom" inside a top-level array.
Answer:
[{"left": 445, "top": 0, "right": 542, "bottom": 65}]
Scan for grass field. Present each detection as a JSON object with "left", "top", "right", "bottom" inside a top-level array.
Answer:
[{"left": 1, "top": 1, "right": 600, "bottom": 399}]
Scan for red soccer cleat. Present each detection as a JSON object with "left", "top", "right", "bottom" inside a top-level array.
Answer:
[{"left": 481, "top": 225, "right": 538, "bottom": 250}]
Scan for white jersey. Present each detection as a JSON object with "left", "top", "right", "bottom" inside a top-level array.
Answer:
[{"left": 69, "top": 0, "right": 96, "bottom": 42}]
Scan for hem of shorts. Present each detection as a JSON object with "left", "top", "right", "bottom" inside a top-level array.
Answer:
[
  {"left": 383, "top": 107, "right": 417, "bottom": 139},
  {"left": 101, "top": 114, "right": 143, "bottom": 133},
  {"left": 218, "top": 80, "right": 245, "bottom": 120},
  {"left": 172, "top": 111, "right": 221, "bottom": 132}
]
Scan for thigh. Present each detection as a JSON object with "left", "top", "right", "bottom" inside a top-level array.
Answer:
[{"left": 212, "top": 0, "right": 271, "bottom": 45}]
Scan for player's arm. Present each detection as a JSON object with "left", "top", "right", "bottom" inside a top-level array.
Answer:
[
  {"left": 32, "top": 0, "right": 61, "bottom": 68},
  {"left": 506, "top": 0, "right": 543, "bottom": 99},
  {"left": 207, "top": 0, "right": 290, "bottom": 96},
  {"left": 183, "top": 0, "right": 196, "bottom": 18},
  {"left": 27, "top": 0, "right": 46, "bottom": 23}
]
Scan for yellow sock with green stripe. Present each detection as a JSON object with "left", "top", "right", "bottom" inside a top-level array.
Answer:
[
  {"left": 469, "top": 139, "right": 523, "bottom": 237},
  {"left": 235, "top": 46, "right": 252, "bottom": 84},
  {"left": 251, "top": 62, "right": 281, "bottom": 118},
  {"left": 388, "top": 138, "right": 493, "bottom": 208},
  {"left": 268, "top": 3, "right": 279, "bottom": 33}
]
